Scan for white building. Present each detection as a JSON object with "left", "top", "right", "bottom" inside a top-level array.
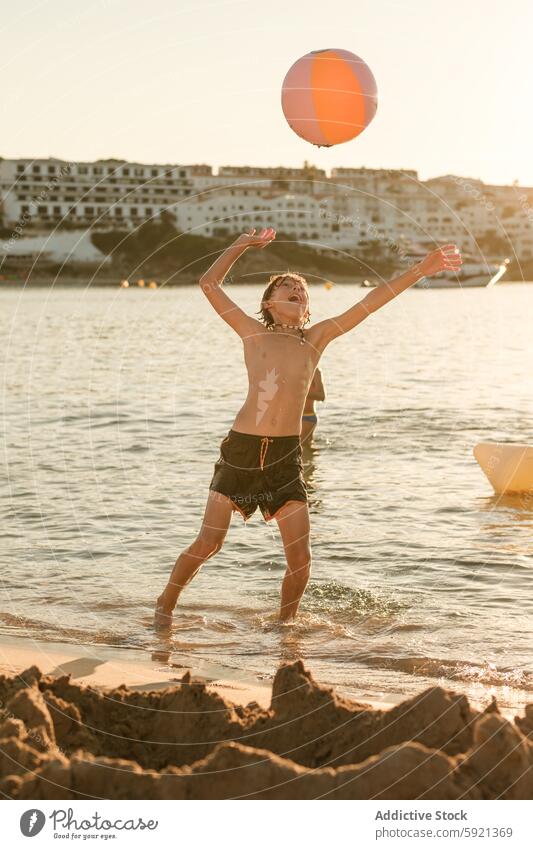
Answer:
[
  {"left": 1, "top": 229, "right": 111, "bottom": 265},
  {"left": 1, "top": 156, "right": 532, "bottom": 260},
  {"left": 172, "top": 189, "right": 337, "bottom": 247},
  {"left": 215, "top": 165, "right": 327, "bottom": 196},
  {"left": 0, "top": 157, "right": 212, "bottom": 231}
]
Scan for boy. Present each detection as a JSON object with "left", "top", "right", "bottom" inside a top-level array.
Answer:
[{"left": 155, "top": 228, "right": 461, "bottom": 625}]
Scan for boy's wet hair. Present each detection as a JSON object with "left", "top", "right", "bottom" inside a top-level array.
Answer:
[{"left": 258, "top": 272, "right": 308, "bottom": 327}]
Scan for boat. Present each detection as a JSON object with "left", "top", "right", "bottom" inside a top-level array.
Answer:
[
  {"left": 361, "top": 242, "right": 510, "bottom": 289},
  {"left": 474, "top": 442, "right": 533, "bottom": 494},
  {"left": 411, "top": 243, "right": 509, "bottom": 288},
  {"left": 415, "top": 257, "right": 509, "bottom": 288},
  {"left": 360, "top": 253, "right": 509, "bottom": 289}
]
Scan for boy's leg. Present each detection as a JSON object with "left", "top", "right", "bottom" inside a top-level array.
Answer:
[
  {"left": 275, "top": 500, "right": 311, "bottom": 621},
  {"left": 155, "top": 489, "right": 234, "bottom": 626}
]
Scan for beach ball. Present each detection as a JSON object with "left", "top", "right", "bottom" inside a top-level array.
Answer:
[{"left": 281, "top": 49, "right": 378, "bottom": 147}]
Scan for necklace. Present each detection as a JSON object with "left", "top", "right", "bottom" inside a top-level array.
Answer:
[{"left": 268, "top": 323, "right": 306, "bottom": 345}]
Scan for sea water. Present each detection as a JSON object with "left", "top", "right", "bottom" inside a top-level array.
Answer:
[{"left": 1, "top": 283, "right": 532, "bottom": 709}]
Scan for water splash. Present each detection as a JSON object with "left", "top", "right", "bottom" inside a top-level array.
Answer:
[
  {"left": 360, "top": 653, "right": 533, "bottom": 691},
  {"left": 302, "top": 580, "right": 408, "bottom": 620}
]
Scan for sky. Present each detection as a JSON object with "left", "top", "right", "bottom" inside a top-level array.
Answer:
[{"left": 1, "top": 0, "right": 532, "bottom": 185}]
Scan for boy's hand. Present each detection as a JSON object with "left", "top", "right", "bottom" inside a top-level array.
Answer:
[
  {"left": 417, "top": 244, "right": 462, "bottom": 277},
  {"left": 233, "top": 227, "right": 276, "bottom": 249}
]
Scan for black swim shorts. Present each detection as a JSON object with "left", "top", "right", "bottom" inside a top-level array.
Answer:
[{"left": 209, "top": 429, "right": 307, "bottom": 521}]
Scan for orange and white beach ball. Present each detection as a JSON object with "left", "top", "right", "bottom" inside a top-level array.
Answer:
[{"left": 281, "top": 49, "right": 378, "bottom": 147}]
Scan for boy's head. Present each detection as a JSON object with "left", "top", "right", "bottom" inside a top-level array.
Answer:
[{"left": 259, "top": 272, "right": 310, "bottom": 328}]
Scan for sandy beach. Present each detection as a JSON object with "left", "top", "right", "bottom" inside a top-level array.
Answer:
[
  {"left": 1, "top": 634, "right": 532, "bottom": 800},
  {"left": 0, "top": 634, "right": 273, "bottom": 710}
]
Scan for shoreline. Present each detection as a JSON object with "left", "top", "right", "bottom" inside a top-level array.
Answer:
[
  {"left": 1, "top": 276, "right": 531, "bottom": 288},
  {"left": 0, "top": 632, "right": 273, "bottom": 709},
  {"left": 0, "top": 631, "right": 520, "bottom": 720}
]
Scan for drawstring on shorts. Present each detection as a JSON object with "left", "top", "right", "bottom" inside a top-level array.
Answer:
[{"left": 259, "top": 437, "right": 273, "bottom": 471}]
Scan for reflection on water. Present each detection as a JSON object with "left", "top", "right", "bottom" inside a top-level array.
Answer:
[
  {"left": 476, "top": 493, "right": 533, "bottom": 555},
  {"left": 480, "top": 492, "right": 533, "bottom": 515},
  {"left": 1, "top": 284, "right": 533, "bottom": 709}
]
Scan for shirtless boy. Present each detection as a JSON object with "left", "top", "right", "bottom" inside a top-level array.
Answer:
[{"left": 155, "top": 228, "right": 461, "bottom": 625}]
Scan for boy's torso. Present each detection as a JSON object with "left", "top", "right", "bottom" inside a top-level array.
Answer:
[{"left": 232, "top": 330, "right": 321, "bottom": 437}]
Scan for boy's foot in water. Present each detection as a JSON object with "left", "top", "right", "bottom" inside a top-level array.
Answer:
[{"left": 154, "top": 595, "right": 174, "bottom": 629}]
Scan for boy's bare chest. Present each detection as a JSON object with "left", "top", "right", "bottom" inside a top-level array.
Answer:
[{"left": 243, "top": 335, "right": 318, "bottom": 384}]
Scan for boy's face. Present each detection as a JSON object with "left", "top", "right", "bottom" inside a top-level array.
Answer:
[{"left": 264, "top": 276, "right": 310, "bottom": 325}]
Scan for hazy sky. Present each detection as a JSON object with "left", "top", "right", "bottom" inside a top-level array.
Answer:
[{"left": 1, "top": 0, "right": 532, "bottom": 185}]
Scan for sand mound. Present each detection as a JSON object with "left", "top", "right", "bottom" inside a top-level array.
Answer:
[{"left": 1, "top": 660, "right": 531, "bottom": 799}]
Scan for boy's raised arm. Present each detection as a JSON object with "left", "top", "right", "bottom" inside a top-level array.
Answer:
[
  {"left": 199, "top": 228, "right": 276, "bottom": 337},
  {"left": 310, "top": 245, "right": 462, "bottom": 349}
]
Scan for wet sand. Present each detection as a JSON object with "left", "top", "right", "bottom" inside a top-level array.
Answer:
[
  {"left": 1, "top": 635, "right": 532, "bottom": 800},
  {"left": 0, "top": 633, "right": 273, "bottom": 709}
]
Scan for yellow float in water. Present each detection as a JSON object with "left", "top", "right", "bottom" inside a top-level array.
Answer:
[
  {"left": 120, "top": 279, "right": 129, "bottom": 288},
  {"left": 474, "top": 442, "right": 533, "bottom": 494},
  {"left": 137, "top": 279, "right": 145, "bottom": 287},
  {"left": 148, "top": 280, "right": 158, "bottom": 289}
]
